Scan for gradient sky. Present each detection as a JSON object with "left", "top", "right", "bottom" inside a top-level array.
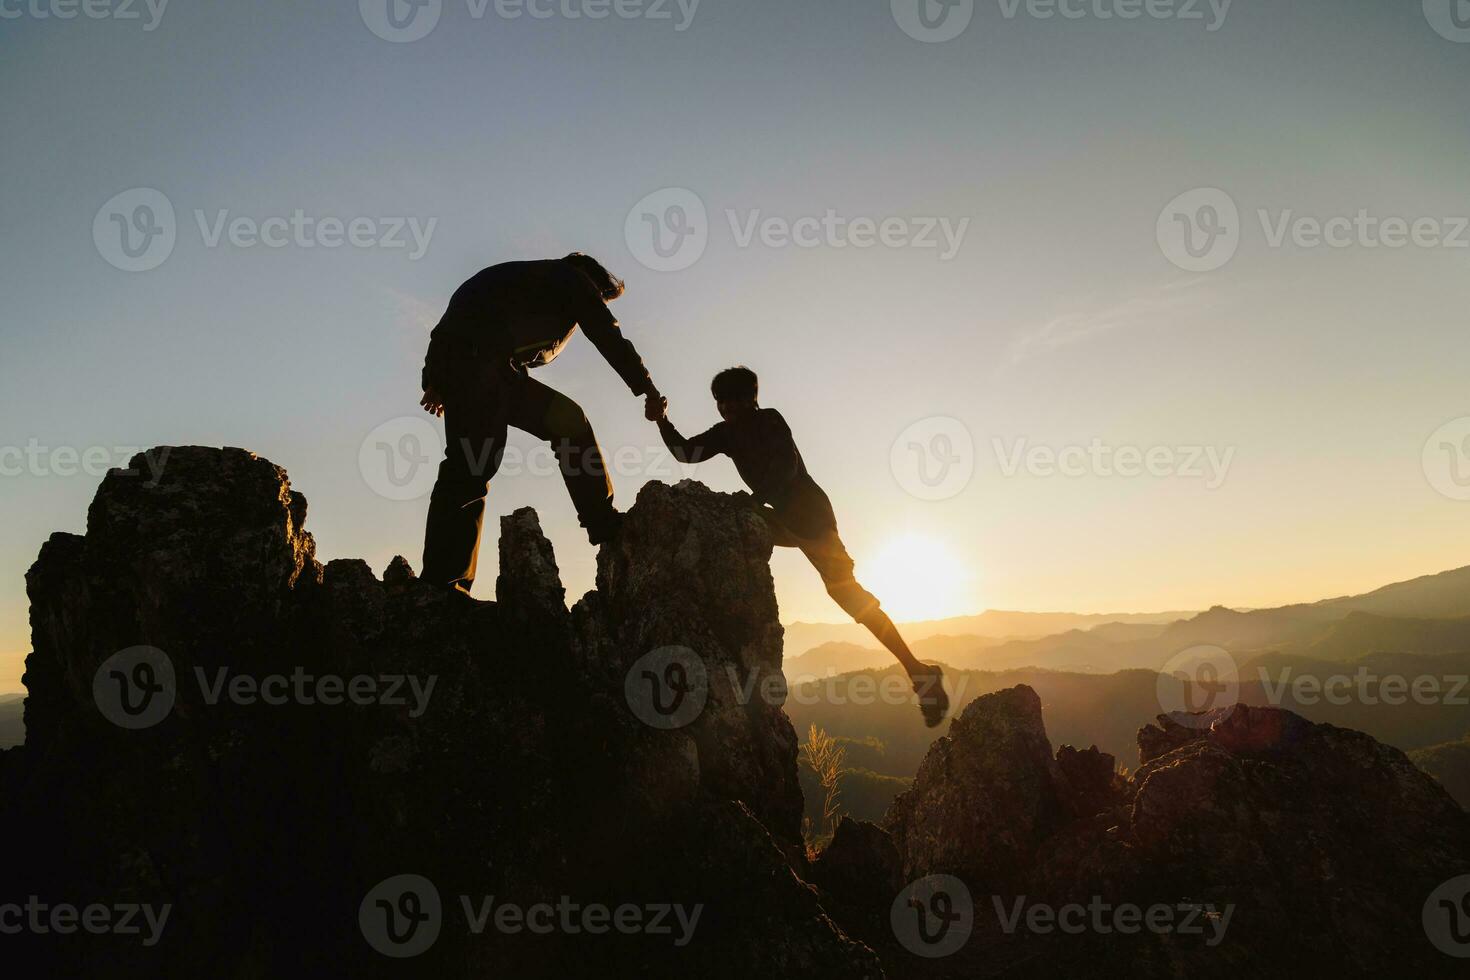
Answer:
[{"left": 3, "top": 0, "right": 1469, "bottom": 690}]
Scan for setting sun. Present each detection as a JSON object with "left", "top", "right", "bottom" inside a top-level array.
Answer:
[{"left": 857, "top": 533, "right": 974, "bottom": 624}]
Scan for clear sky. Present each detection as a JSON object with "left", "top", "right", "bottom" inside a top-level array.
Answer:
[{"left": 3, "top": 0, "right": 1469, "bottom": 690}]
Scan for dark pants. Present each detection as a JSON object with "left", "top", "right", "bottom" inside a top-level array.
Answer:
[
  {"left": 422, "top": 359, "right": 616, "bottom": 589},
  {"left": 759, "top": 507, "right": 881, "bottom": 623}
]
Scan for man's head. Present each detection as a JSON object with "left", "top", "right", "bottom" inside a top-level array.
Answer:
[
  {"left": 564, "top": 252, "right": 625, "bottom": 301},
  {"left": 711, "top": 366, "right": 759, "bottom": 421}
]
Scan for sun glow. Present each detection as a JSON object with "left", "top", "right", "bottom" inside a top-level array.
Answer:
[{"left": 857, "top": 533, "right": 974, "bottom": 624}]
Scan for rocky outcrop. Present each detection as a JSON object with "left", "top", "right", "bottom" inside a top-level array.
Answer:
[
  {"left": 8, "top": 445, "right": 1470, "bottom": 979},
  {"left": 860, "top": 687, "right": 1470, "bottom": 977},
  {"left": 1, "top": 447, "right": 874, "bottom": 978},
  {"left": 882, "top": 686, "right": 1124, "bottom": 892}
]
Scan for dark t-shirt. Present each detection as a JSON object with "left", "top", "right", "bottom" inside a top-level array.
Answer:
[
  {"left": 423, "top": 259, "right": 652, "bottom": 395},
  {"left": 657, "top": 408, "right": 838, "bottom": 539}
]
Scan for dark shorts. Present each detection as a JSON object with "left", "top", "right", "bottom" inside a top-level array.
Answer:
[{"left": 758, "top": 507, "right": 881, "bottom": 622}]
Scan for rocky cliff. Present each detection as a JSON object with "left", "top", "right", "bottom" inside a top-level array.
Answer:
[
  {"left": 2, "top": 447, "right": 876, "bottom": 978},
  {"left": 821, "top": 689, "right": 1470, "bottom": 977},
  {"left": 4, "top": 446, "right": 1469, "bottom": 978}
]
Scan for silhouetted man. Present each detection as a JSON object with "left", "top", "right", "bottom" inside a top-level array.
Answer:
[
  {"left": 649, "top": 366, "right": 950, "bottom": 727},
  {"left": 419, "top": 253, "right": 663, "bottom": 591}
]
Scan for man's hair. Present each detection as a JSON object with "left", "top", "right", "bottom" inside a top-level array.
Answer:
[
  {"left": 711, "top": 366, "right": 759, "bottom": 403},
  {"left": 564, "top": 252, "right": 625, "bottom": 301}
]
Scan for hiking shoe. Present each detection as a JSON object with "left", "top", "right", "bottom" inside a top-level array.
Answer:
[{"left": 910, "top": 663, "right": 949, "bottom": 728}]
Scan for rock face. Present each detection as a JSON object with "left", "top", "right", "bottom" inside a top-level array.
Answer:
[
  {"left": 845, "top": 687, "right": 1470, "bottom": 977},
  {"left": 1, "top": 448, "right": 876, "bottom": 978},
  {"left": 8, "top": 446, "right": 1470, "bottom": 979}
]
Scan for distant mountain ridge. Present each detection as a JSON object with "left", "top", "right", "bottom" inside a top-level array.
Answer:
[
  {"left": 780, "top": 608, "right": 1199, "bottom": 658},
  {"left": 786, "top": 563, "right": 1470, "bottom": 675}
]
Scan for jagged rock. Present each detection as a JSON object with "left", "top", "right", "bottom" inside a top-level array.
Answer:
[
  {"left": 809, "top": 817, "right": 903, "bottom": 915},
  {"left": 878, "top": 686, "right": 1470, "bottom": 978},
  {"left": 581, "top": 479, "right": 801, "bottom": 846},
  {"left": 1, "top": 448, "right": 871, "bottom": 978},
  {"left": 382, "top": 554, "right": 416, "bottom": 588},
  {"left": 1136, "top": 705, "right": 1234, "bottom": 764},
  {"left": 883, "top": 685, "right": 1070, "bottom": 891},
  {"left": 495, "top": 507, "right": 565, "bottom": 621},
  {"left": 1053, "top": 743, "right": 1125, "bottom": 819}
]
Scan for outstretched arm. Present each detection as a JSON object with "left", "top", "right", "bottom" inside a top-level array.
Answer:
[
  {"left": 654, "top": 412, "right": 728, "bottom": 466},
  {"left": 576, "top": 295, "right": 657, "bottom": 396}
]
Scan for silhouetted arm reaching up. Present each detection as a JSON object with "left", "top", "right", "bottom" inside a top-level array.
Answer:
[{"left": 656, "top": 417, "right": 729, "bottom": 465}]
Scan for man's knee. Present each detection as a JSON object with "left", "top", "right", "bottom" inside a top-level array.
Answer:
[
  {"left": 825, "top": 578, "right": 881, "bottom": 622},
  {"left": 539, "top": 392, "right": 593, "bottom": 441}
]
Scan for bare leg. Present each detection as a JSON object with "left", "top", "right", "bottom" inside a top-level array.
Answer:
[{"left": 760, "top": 506, "right": 952, "bottom": 728}]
